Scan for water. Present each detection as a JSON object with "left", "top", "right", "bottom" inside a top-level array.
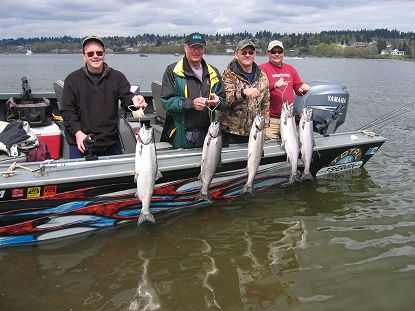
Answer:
[{"left": 0, "top": 54, "right": 414, "bottom": 311}]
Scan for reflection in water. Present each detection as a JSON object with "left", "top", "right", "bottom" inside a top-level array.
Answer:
[
  {"left": 234, "top": 219, "right": 307, "bottom": 309},
  {"left": 129, "top": 244, "right": 161, "bottom": 311}
]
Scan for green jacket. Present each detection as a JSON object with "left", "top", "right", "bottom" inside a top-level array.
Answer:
[{"left": 161, "top": 57, "right": 225, "bottom": 149}]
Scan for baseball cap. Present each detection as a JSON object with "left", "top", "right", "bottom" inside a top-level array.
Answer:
[
  {"left": 184, "top": 33, "right": 206, "bottom": 46},
  {"left": 267, "top": 40, "right": 284, "bottom": 51},
  {"left": 82, "top": 35, "right": 105, "bottom": 50},
  {"left": 236, "top": 39, "right": 255, "bottom": 51}
]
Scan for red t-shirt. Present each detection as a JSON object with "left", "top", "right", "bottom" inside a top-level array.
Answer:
[{"left": 259, "top": 61, "right": 304, "bottom": 117}]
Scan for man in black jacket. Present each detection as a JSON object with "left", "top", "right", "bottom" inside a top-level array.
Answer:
[{"left": 61, "top": 35, "right": 147, "bottom": 158}]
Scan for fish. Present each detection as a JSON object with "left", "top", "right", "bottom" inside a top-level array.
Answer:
[
  {"left": 135, "top": 124, "right": 162, "bottom": 225},
  {"left": 195, "top": 121, "right": 222, "bottom": 202},
  {"left": 241, "top": 114, "right": 265, "bottom": 194},
  {"left": 299, "top": 106, "right": 315, "bottom": 181},
  {"left": 280, "top": 102, "right": 300, "bottom": 184}
]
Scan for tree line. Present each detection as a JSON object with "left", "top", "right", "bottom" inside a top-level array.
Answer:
[{"left": 1, "top": 29, "right": 414, "bottom": 59}]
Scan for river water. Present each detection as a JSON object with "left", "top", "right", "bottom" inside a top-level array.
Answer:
[{"left": 0, "top": 54, "right": 414, "bottom": 311}]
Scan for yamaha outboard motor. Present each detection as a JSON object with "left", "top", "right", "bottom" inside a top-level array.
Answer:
[{"left": 294, "top": 80, "right": 349, "bottom": 135}]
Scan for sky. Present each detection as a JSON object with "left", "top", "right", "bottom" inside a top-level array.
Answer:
[{"left": 1, "top": 0, "right": 414, "bottom": 39}]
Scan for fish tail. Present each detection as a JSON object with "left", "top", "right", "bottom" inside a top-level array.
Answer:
[
  {"left": 241, "top": 184, "right": 255, "bottom": 196},
  {"left": 301, "top": 172, "right": 314, "bottom": 182},
  {"left": 288, "top": 173, "right": 299, "bottom": 184},
  {"left": 195, "top": 191, "right": 212, "bottom": 203},
  {"left": 137, "top": 212, "right": 156, "bottom": 225}
]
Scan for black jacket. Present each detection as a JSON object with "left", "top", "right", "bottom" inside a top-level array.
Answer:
[{"left": 61, "top": 64, "right": 134, "bottom": 147}]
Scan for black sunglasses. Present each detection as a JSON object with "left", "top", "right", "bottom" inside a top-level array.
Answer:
[
  {"left": 241, "top": 50, "right": 255, "bottom": 56},
  {"left": 270, "top": 49, "right": 284, "bottom": 55},
  {"left": 85, "top": 50, "right": 104, "bottom": 57}
]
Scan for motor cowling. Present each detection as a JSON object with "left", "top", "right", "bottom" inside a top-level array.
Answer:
[{"left": 294, "top": 80, "right": 349, "bottom": 135}]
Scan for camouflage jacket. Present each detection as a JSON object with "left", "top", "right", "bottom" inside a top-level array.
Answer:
[{"left": 218, "top": 59, "right": 270, "bottom": 136}]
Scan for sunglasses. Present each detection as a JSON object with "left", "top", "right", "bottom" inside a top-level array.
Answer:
[
  {"left": 241, "top": 50, "right": 255, "bottom": 56},
  {"left": 85, "top": 50, "right": 104, "bottom": 57},
  {"left": 270, "top": 49, "right": 284, "bottom": 55}
]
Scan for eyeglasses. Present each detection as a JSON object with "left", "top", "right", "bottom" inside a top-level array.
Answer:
[
  {"left": 241, "top": 50, "right": 255, "bottom": 56},
  {"left": 85, "top": 51, "right": 104, "bottom": 57},
  {"left": 269, "top": 49, "right": 284, "bottom": 55}
]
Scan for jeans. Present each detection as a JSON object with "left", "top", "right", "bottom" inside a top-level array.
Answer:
[
  {"left": 69, "top": 143, "right": 122, "bottom": 159},
  {"left": 185, "top": 128, "right": 208, "bottom": 148}
]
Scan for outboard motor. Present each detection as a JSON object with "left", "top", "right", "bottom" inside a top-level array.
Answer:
[{"left": 294, "top": 80, "right": 349, "bottom": 135}]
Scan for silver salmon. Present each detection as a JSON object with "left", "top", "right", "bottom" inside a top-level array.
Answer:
[
  {"left": 299, "top": 107, "right": 315, "bottom": 181},
  {"left": 241, "top": 114, "right": 265, "bottom": 194},
  {"left": 280, "top": 102, "right": 300, "bottom": 184},
  {"left": 135, "top": 124, "right": 162, "bottom": 225},
  {"left": 196, "top": 121, "right": 222, "bottom": 202}
]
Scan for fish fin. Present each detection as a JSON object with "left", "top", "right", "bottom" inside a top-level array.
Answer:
[
  {"left": 218, "top": 155, "right": 222, "bottom": 167},
  {"left": 156, "top": 170, "right": 163, "bottom": 180},
  {"left": 241, "top": 184, "right": 255, "bottom": 196},
  {"left": 137, "top": 211, "right": 155, "bottom": 225},
  {"left": 134, "top": 172, "right": 138, "bottom": 182},
  {"left": 253, "top": 132, "right": 257, "bottom": 140}
]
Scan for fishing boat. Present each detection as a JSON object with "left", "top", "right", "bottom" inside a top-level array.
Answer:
[{"left": 0, "top": 79, "right": 386, "bottom": 247}]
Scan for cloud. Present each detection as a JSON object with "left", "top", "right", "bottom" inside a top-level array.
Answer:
[{"left": 0, "top": 0, "right": 414, "bottom": 39}]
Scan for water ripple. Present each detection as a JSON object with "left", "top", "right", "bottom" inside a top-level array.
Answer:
[
  {"left": 345, "top": 246, "right": 415, "bottom": 266},
  {"left": 331, "top": 233, "right": 415, "bottom": 250}
]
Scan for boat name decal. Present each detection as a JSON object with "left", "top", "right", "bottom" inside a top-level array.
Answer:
[
  {"left": 365, "top": 147, "right": 379, "bottom": 156},
  {"left": 316, "top": 161, "right": 363, "bottom": 176},
  {"left": 27, "top": 187, "right": 41, "bottom": 199},
  {"left": 327, "top": 95, "right": 347, "bottom": 104},
  {"left": 330, "top": 148, "right": 362, "bottom": 165},
  {"left": 12, "top": 188, "right": 24, "bottom": 198},
  {"left": 43, "top": 185, "right": 57, "bottom": 197},
  {"left": 0, "top": 190, "right": 5, "bottom": 199}
]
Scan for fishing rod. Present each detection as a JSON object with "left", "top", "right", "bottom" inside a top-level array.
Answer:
[{"left": 357, "top": 103, "right": 414, "bottom": 131}]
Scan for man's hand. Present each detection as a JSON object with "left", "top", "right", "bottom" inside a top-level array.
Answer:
[
  {"left": 274, "top": 78, "right": 286, "bottom": 89},
  {"left": 243, "top": 87, "right": 260, "bottom": 98},
  {"left": 132, "top": 95, "right": 147, "bottom": 108},
  {"left": 298, "top": 83, "right": 310, "bottom": 94},
  {"left": 75, "top": 130, "right": 87, "bottom": 153},
  {"left": 193, "top": 96, "right": 208, "bottom": 111},
  {"left": 207, "top": 93, "right": 220, "bottom": 107}
]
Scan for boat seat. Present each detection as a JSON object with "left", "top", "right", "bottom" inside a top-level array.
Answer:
[
  {"left": 151, "top": 81, "right": 166, "bottom": 122},
  {"left": 119, "top": 116, "right": 137, "bottom": 154},
  {"left": 156, "top": 142, "right": 172, "bottom": 150},
  {"left": 53, "top": 80, "right": 64, "bottom": 110}
]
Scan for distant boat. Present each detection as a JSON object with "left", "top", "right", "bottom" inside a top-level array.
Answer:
[
  {"left": 26, "top": 50, "right": 33, "bottom": 56},
  {"left": 139, "top": 53, "right": 148, "bottom": 57},
  {"left": 174, "top": 53, "right": 180, "bottom": 56}
]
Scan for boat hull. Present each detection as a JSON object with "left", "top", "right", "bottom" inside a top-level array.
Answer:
[{"left": 0, "top": 131, "right": 386, "bottom": 247}]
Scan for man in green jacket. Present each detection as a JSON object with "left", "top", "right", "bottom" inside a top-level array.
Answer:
[{"left": 160, "top": 32, "right": 226, "bottom": 149}]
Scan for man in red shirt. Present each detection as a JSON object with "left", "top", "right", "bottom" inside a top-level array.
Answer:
[{"left": 259, "top": 40, "right": 310, "bottom": 139}]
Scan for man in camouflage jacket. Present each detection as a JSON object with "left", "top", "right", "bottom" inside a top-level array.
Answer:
[{"left": 218, "top": 39, "right": 270, "bottom": 144}]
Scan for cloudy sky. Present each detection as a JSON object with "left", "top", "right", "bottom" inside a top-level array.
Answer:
[{"left": 1, "top": 0, "right": 414, "bottom": 39}]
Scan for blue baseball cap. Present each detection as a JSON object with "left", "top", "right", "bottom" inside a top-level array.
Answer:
[{"left": 184, "top": 32, "right": 206, "bottom": 46}]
